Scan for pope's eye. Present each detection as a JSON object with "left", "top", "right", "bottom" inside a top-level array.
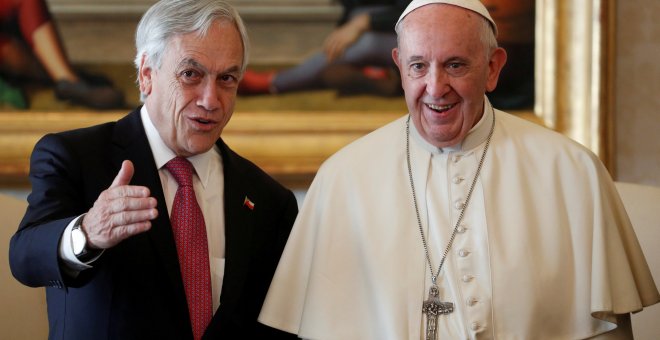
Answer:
[{"left": 411, "top": 63, "right": 424, "bottom": 71}]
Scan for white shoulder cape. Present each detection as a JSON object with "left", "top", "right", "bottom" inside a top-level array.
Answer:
[{"left": 259, "top": 106, "right": 659, "bottom": 339}]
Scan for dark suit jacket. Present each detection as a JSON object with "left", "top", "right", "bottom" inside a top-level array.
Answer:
[{"left": 9, "top": 109, "right": 298, "bottom": 340}]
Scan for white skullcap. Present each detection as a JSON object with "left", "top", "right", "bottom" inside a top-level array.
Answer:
[{"left": 396, "top": 0, "right": 497, "bottom": 36}]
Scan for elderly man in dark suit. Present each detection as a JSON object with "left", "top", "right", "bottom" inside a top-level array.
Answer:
[{"left": 9, "top": 1, "right": 298, "bottom": 339}]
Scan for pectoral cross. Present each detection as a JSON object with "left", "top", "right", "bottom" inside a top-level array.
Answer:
[{"left": 422, "top": 284, "right": 454, "bottom": 340}]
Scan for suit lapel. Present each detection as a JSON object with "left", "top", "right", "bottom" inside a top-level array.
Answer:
[{"left": 111, "top": 110, "right": 187, "bottom": 307}]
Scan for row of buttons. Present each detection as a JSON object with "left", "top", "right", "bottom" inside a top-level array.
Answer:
[
  {"left": 48, "top": 279, "right": 63, "bottom": 289},
  {"left": 460, "top": 245, "right": 483, "bottom": 333},
  {"left": 451, "top": 152, "right": 483, "bottom": 333},
  {"left": 454, "top": 212, "right": 482, "bottom": 332}
]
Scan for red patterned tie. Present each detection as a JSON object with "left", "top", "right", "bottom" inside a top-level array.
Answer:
[{"left": 165, "top": 157, "right": 212, "bottom": 340}]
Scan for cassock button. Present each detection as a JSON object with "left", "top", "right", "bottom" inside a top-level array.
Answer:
[
  {"left": 470, "top": 322, "right": 480, "bottom": 331},
  {"left": 453, "top": 155, "right": 462, "bottom": 163},
  {"left": 467, "top": 297, "right": 479, "bottom": 306},
  {"left": 452, "top": 175, "right": 464, "bottom": 184},
  {"left": 458, "top": 249, "right": 470, "bottom": 257},
  {"left": 462, "top": 274, "right": 474, "bottom": 282},
  {"left": 456, "top": 225, "right": 467, "bottom": 233},
  {"left": 454, "top": 201, "right": 465, "bottom": 210}
]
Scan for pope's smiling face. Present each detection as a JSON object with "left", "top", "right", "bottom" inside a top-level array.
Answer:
[
  {"left": 393, "top": 4, "right": 506, "bottom": 148},
  {"left": 140, "top": 19, "right": 244, "bottom": 157}
]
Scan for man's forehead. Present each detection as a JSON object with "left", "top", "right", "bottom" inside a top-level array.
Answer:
[{"left": 164, "top": 28, "right": 243, "bottom": 70}]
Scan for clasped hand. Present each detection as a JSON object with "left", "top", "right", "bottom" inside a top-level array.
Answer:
[{"left": 82, "top": 160, "right": 158, "bottom": 250}]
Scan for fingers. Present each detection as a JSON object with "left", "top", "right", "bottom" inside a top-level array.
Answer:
[
  {"left": 106, "top": 200, "right": 158, "bottom": 226},
  {"left": 110, "top": 160, "right": 135, "bottom": 188},
  {"left": 83, "top": 160, "right": 159, "bottom": 249},
  {"left": 84, "top": 195, "right": 158, "bottom": 249},
  {"left": 114, "top": 196, "right": 157, "bottom": 213}
]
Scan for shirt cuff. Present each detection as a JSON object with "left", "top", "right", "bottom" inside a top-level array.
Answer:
[{"left": 59, "top": 214, "right": 103, "bottom": 273}]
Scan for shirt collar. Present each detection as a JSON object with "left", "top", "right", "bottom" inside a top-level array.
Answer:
[
  {"left": 410, "top": 95, "right": 494, "bottom": 154},
  {"left": 140, "top": 106, "right": 217, "bottom": 188}
]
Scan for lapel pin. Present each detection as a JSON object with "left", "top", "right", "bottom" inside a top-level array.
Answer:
[{"left": 243, "top": 196, "right": 255, "bottom": 210}]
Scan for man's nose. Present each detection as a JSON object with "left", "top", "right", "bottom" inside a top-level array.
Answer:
[
  {"left": 197, "top": 80, "right": 221, "bottom": 111},
  {"left": 425, "top": 68, "right": 450, "bottom": 98}
]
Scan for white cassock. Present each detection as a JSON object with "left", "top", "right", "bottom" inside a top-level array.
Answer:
[{"left": 259, "top": 97, "right": 659, "bottom": 339}]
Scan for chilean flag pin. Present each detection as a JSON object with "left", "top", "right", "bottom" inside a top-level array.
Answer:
[{"left": 243, "top": 196, "right": 255, "bottom": 210}]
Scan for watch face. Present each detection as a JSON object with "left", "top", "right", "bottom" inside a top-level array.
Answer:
[{"left": 72, "top": 227, "right": 86, "bottom": 255}]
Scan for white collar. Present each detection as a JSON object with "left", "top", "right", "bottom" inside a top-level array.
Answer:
[{"left": 140, "top": 106, "right": 218, "bottom": 189}]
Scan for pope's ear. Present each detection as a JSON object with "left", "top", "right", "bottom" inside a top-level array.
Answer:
[
  {"left": 138, "top": 54, "right": 153, "bottom": 95},
  {"left": 392, "top": 48, "right": 401, "bottom": 69},
  {"left": 486, "top": 47, "right": 507, "bottom": 93}
]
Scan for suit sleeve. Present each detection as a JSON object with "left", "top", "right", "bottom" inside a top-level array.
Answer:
[
  {"left": 9, "top": 133, "right": 91, "bottom": 288},
  {"left": 274, "top": 189, "right": 298, "bottom": 262},
  {"left": 256, "top": 189, "right": 299, "bottom": 339}
]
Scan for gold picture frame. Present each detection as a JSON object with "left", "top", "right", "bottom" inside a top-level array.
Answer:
[
  {"left": 0, "top": 0, "right": 615, "bottom": 189},
  {"left": 535, "top": 0, "right": 615, "bottom": 169}
]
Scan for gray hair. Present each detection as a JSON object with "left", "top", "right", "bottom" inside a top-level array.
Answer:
[
  {"left": 395, "top": 8, "right": 498, "bottom": 60},
  {"left": 134, "top": 0, "right": 250, "bottom": 97}
]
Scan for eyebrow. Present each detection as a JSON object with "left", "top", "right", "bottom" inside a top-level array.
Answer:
[
  {"left": 406, "top": 55, "right": 425, "bottom": 64},
  {"left": 177, "top": 58, "right": 207, "bottom": 73},
  {"left": 177, "top": 58, "right": 241, "bottom": 75},
  {"left": 406, "top": 55, "right": 468, "bottom": 65}
]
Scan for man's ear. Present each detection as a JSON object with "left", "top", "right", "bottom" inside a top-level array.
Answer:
[
  {"left": 392, "top": 48, "right": 401, "bottom": 70},
  {"left": 486, "top": 47, "right": 507, "bottom": 93},
  {"left": 138, "top": 54, "right": 153, "bottom": 96}
]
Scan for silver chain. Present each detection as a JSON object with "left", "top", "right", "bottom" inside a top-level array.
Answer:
[{"left": 406, "top": 109, "right": 495, "bottom": 284}]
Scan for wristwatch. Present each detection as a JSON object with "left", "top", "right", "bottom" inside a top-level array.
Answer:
[{"left": 71, "top": 219, "right": 97, "bottom": 262}]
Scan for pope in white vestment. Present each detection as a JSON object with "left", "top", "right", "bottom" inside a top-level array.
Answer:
[
  {"left": 259, "top": 0, "right": 660, "bottom": 338},
  {"left": 259, "top": 99, "right": 659, "bottom": 339}
]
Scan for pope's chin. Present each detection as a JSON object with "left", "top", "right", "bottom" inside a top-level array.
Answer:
[
  {"left": 425, "top": 128, "right": 464, "bottom": 148},
  {"left": 419, "top": 118, "right": 466, "bottom": 148}
]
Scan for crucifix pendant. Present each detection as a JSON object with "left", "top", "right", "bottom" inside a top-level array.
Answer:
[{"left": 422, "top": 284, "right": 454, "bottom": 340}]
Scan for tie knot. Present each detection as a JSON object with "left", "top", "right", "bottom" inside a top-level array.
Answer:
[{"left": 165, "top": 157, "right": 195, "bottom": 187}]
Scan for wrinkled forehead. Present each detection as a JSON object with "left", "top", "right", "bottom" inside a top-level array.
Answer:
[{"left": 396, "top": 0, "right": 497, "bottom": 36}]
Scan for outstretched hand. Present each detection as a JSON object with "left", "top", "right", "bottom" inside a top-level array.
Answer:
[{"left": 82, "top": 160, "right": 158, "bottom": 249}]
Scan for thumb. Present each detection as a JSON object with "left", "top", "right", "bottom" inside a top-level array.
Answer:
[{"left": 110, "top": 160, "right": 135, "bottom": 188}]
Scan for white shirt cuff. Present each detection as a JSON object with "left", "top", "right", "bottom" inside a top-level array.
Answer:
[{"left": 59, "top": 214, "right": 101, "bottom": 273}]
